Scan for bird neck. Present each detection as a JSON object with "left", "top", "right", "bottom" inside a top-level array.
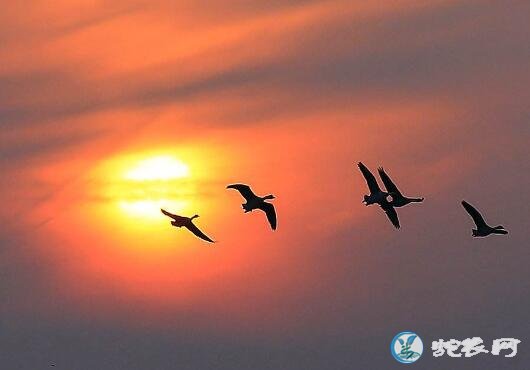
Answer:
[
  {"left": 190, "top": 215, "right": 199, "bottom": 220},
  {"left": 262, "top": 194, "right": 275, "bottom": 200}
]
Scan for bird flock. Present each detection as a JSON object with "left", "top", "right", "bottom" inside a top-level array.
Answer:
[
  {"left": 161, "top": 161, "right": 508, "bottom": 243},
  {"left": 161, "top": 183, "right": 276, "bottom": 242}
]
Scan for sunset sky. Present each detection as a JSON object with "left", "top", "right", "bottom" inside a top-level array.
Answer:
[{"left": 1, "top": 1, "right": 529, "bottom": 369}]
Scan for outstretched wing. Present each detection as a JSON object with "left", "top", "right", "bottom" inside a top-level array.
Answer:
[
  {"left": 461, "top": 201, "right": 487, "bottom": 228},
  {"left": 226, "top": 184, "right": 257, "bottom": 201},
  {"left": 161, "top": 208, "right": 178, "bottom": 220},
  {"left": 357, "top": 162, "right": 381, "bottom": 194},
  {"left": 381, "top": 204, "right": 400, "bottom": 229},
  {"left": 257, "top": 202, "right": 277, "bottom": 230},
  {"left": 185, "top": 222, "right": 215, "bottom": 243},
  {"left": 377, "top": 167, "right": 402, "bottom": 196}
]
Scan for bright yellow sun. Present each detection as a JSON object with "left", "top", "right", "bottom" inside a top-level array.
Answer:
[
  {"left": 116, "top": 155, "right": 192, "bottom": 220},
  {"left": 124, "top": 156, "right": 190, "bottom": 181},
  {"left": 85, "top": 146, "right": 227, "bottom": 251},
  {"left": 89, "top": 152, "right": 197, "bottom": 225}
]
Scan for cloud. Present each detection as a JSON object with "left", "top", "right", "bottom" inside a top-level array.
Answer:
[{"left": 2, "top": 0, "right": 528, "bottom": 135}]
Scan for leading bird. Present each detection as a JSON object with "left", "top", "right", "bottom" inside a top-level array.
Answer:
[
  {"left": 461, "top": 201, "right": 507, "bottom": 237},
  {"left": 161, "top": 209, "right": 215, "bottom": 243},
  {"left": 226, "top": 183, "right": 277, "bottom": 230}
]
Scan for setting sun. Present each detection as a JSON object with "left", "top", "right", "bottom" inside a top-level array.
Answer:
[
  {"left": 118, "top": 156, "right": 193, "bottom": 220},
  {"left": 124, "top": 156, "right": 190, "bottom": 181},
  {"left": 84, "top": 152, "right": 200, "bottom": 226}
]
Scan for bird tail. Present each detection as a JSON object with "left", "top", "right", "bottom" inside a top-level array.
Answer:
[
  {"left": 493, "top": 227, "right": 508, "bottom": 235},
  {"left": 410, "top": 197, "right": 424, "bottom": 202}
]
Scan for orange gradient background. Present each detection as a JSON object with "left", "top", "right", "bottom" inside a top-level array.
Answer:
[{"left": 0, "top": 1, "right": 528, "bottom": 369}]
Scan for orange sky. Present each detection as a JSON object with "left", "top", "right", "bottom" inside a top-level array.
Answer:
[{"left": 1, "top": 1, "right": 529, "bottom": 368}]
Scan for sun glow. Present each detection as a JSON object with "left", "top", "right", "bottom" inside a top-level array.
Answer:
[
  {"left": 115, "top": 155, "right": 194, "bottom": 221},
  {"left": 118, "top": 199, "right": 188, "bottom": 219},
  {"left": 124, "top": 156, "right": 190, "bottom": 181},
  {"left": 85, "top": 151, "right": 200, "bottom": 227},
  {"left": 83, "top": 146, "right": 229, "bottom": 251}
]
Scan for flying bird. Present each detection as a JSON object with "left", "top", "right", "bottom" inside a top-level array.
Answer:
[
  {"left": 161, "top": 209, "right": 215, "bottom": 243},
  {"left": 461, "top": 201, "right": 507, "bottom": 237},
  {"left": 358, "top": 162, "right": 389, "bottom": 206},
  {"left": 357, "top": 162, "right": 400, "bottom": 229},
  {"left": 226, "top": 183, "right": 277, "bottom": 230},
  {"left": 377, "top": 167, "right": 424, "bottom": 207}
]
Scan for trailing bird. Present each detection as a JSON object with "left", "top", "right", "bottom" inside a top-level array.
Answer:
[
  {"left": 461, "top": 201, "right": 508, "bottom": 237},
  {"left": 377, "top": 167, "right": 424, "bottom": 207},
  {"left": 357, "top": 162, "right": 400, "bottom": 229},
  {"left": 226, "top": 183, "right": 277, "bottom": 230},
  {"left": 161, "top": 209, "right": 215, "bottom": 243}
]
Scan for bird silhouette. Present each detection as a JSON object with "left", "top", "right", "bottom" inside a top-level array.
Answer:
[
  {"left": 377, "top": 167, "right": 424, "bottom": 207},
  {"left": 357, "top": 162, "right": 400, "bottom": 229},
  {"left": 226, "top": 183, "right": 277, "bottom": 230},
  {"left": 461, "top": 201, "right": 507, "bottom": 237},
  {"left": 161, "top": 209, "right": 215, "bottom": 243}
]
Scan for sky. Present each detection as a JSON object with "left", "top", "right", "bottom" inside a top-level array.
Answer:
[{"left": 1, "top": 0, "right": 529, "bottom": 369}]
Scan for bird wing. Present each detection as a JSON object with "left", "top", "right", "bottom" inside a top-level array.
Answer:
[
  {"left": 161, "top": 208, "right": 178, "bottom": 220},
  {"left": 185, "top": 222, "right": 215, "bottom": 243},
  {"left": 461, "top": 201, "right": 487, "bottom": 227},
  {"left": 357, "top": 162, "right": 381, "bottom": 194},
  {"left": 226, "top": 184, "right": 257, "bottom": 201},
  {"left": 381, "top": 203, "right": 400, "bottom": 229},
  {"left": 257, "top": 202, "right": 277, "bottom": 230},
  {"left": 377, "top": 167, "right": 402, "bottom": 196}
]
